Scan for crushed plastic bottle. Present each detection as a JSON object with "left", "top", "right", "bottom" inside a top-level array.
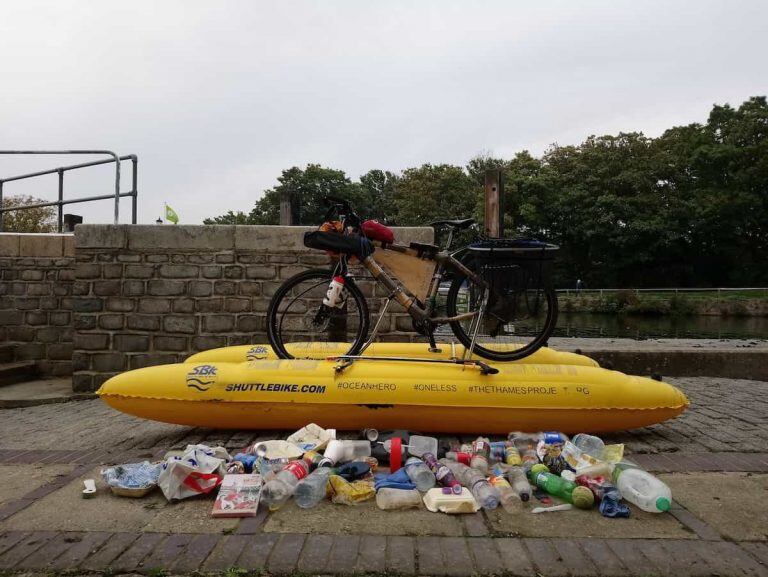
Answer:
[
  {"left": 440, "top": 459, "right": 500, "bottom": 510},
  {"left": 294, "top": 467, "right": 333, "bottom": 508},
  {"left": 261, "top": 460, "right": 309, "bottom": 510},
  {"left": 404, "top": 457, "right": 436, "bottom": 491},
  {"left": 613, "top": 463, "right": 671, "bottom": 513},
  {"left": 376, "top": 487, "right": 422, "bottom": 510}
]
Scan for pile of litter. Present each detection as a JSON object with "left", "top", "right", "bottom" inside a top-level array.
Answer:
[{"left": 95, "top": 424, "right": 672, "bottom": 518}]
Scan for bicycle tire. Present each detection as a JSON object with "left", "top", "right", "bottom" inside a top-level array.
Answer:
[
  {"left": 267, "top": 268, "right": 370, "bottom": 359},
  {"left": 445, "top": 269, "right": 558, "bottom": 361}
]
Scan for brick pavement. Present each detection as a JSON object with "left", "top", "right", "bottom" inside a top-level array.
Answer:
[{"left": 0, "top": 376, "right": 766, "bottom": 575}]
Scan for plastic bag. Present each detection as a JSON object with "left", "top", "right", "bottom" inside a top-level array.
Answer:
[
  {"left": 101, "top": 461, "right": 162, "bottom": 492},
  {"left": 158, "top": 444, "right": 229, "bottom": 501},
  {"left": 328, "top": 475, "right": 375, "bottom": 505}
]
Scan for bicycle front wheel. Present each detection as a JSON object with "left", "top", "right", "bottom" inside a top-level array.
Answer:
[
  {"left": 445, "top": 270, "right": 558, "bottom": 361},
  {"left": 266, "top": 269, "right": 370, "bottom": 359}
]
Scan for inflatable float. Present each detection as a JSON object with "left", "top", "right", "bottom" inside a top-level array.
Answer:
[
  {"left": 185, "top": 342, "right": 599, "bottom": 367},
  {"left": 97, "top": 357, "right": 689, "bottom": 433}
]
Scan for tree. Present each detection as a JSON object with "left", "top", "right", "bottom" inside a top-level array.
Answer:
[
  {"left": 1, "top": 195, "right": 56, "bottom": 232},
  {"left": 393, "top": 164, "right": 477, "bottom": 227},
  {"left": 358, "top": 169, "right": 399, "bottom": 223}
]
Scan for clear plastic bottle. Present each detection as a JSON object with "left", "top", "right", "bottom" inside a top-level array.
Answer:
[
  {"left": 470, "top": 437, "right": 491, "bottom": 474},
  {"left": 294, "top": 467, "right": 332, "bottom": 508},
  {"left": 572, "top": 433, "right": 605, "bottom": 459},
  {"left": 507, "top": 466, "right": 532, "bottom": 502},
  {"left": 613, "top": 464, "right": 671, "bottom": 513},
  {"left": 504, "top": 443, "right": 522, "bottom": 466},
  {"left": 445, "top": 451, "right": 471, "bottom": 466},
  {"left": 489, "top": 475, "right": 519, "bottom": 513},
  {"left": 440, "top": 459, "right": 500, "bottom": 510},
  {"left": 375, "top": 487, "right": 422, "bottom": 510},
  {"left": 404, "top": 457, "right": 436, "bottom": 491},
  {"left": 261, "top": 460, "right": 309, "bottom": 510},
  {"left": 508, "top": 433, "right": 540, "bottom": 469}
]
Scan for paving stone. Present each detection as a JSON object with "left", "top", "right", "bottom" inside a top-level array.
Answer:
[
  {"left": 79, "top": 532, "right": 140, "bottom": 570},
  {"left": 0, "top": 531, "right": 30, "bottom": 556},
  {"left": 226, "top": 532, "right": 278, "bottom": 571},
  {"left": 201, "top": 534, "right": 250, "bottom": 572},
  {"left": 462, "top": 511, "right": 489, "bottom": 536},
  {"left": 297, "top": 534, "right": 333, "bottom": 573},
  {"left": 326, "top": 534, "right": 360, "bottom": 575},
  {"left": 741, "top": 542, "right": 768, "bottom": 568},
  {"left": 110, "top": 532, "right": 165, "bottom": 572},
  {"left": 494, "top": 537, "right": 535, "bottom": 576},
  {"left": 524, "top": 538, "right": 570, "bottom": 577},
  {"left": 387, "top": 536, "right": 415, "bottom": 575},
  {"left": 696, "top": 541, "right": 767, "bottom": 577},
  {"left": 356, "top": 535, "right": 387, "bottom": 573},
  {"left": 21, "top": 531, "right": 86, "bottom": 570},
  {"left": 142, "top": 533, "right": 194, "bottom": 570},
  {"left": 234, "top": 504, "right": 269, "bottom": 534},
  {"left": 635, "top": 540, "right": 677, "bottom": 577},
  {"left": 605, "top": 539, "right": 661, "bottom": 577},
  {"left": 50, "top": 531, "right": 112, "bottom": 570},
  {"left": 658, "top": 540, "right": 720, "bottom": 577},
  {"left": 263, "top": 533, "right": 302, "bottom": 574},
  {"left": 0, "top": 531, "right": 57, "bottom": 569},
  {"left": 467, "top": 537, "right": 506, "bottom": 575},
  {"left": 576, "top": 538, "right": 628, "bottom": 576},
  {"left": 416, "top": 536, "right": 446, "bottom": 575},
  {"left": 440, "top": 536, "right": 475, "bottom": 576},
  {"left": 550, "top": 538, "right": 600, "bottom": 576}
]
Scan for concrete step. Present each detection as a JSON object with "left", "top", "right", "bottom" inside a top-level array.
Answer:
[
  {"left": 0, "top": 377, "right": 91, "bottom": 408},
  {"left": 0, "top": 344, "right": 15, "bottom": 363},
  {"left": 0, "top": 361, "right": 40, "bottom": 387}
]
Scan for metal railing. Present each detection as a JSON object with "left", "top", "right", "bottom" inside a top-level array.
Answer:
[
  {"left": 557, "top": 287, "right": 767, "bottom": 297},
  {"left": 0, "top": 150, "right": 137, "bottom": 232}
]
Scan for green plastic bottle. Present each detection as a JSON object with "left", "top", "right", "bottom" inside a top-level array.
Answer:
[{"left": 529, "top": 471, "right": 594, "bottom": 509}]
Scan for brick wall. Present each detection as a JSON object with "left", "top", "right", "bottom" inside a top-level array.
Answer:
[
  {"left": 0, "top": 234, "right": 75, "bottom": 376},
  {"left": 71, "top": 224, "right": 433, "bottom": 392}
]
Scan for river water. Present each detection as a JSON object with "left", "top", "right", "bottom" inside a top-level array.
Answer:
[{"left": 555, "top": 313, "right": 768, "bottom": 340}]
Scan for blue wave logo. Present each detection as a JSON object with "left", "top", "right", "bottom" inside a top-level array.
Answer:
[{"left": 186, "top": 365, "right": 217, "bottom": 392}]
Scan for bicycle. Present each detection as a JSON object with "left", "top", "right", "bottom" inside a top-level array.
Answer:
[{"left": 266, "top": 196, "right": 558, "bottom": 364}]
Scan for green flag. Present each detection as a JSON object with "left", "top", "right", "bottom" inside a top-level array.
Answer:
[{"left": 165, "top": 203, "right": 179, "bottom": 224}]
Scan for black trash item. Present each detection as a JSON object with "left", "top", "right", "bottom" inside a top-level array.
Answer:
[
  {"left": 599, "top": 488, "right": 631, "bottom": 518},
  {"left": 335, "top": 461, "right": 371, "bottom": 481},
  {"left": 371, "top": 430, "right": 411, "bottom": 465},
  {"left": 303, "top": 231, "right": 374, "bottom": 259}
]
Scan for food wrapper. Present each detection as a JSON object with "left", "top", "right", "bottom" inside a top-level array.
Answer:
[{"left": 328, "top": 475, "right": 375, "bottom": 505}]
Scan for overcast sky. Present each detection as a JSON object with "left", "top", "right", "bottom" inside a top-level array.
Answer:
[{"left": 1, "top": 1, "right": 766, "bottom": 225}]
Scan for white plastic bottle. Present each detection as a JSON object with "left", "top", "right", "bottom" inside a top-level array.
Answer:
[
  {"left": 323, "top": 276, "right": 346, "bottom": 308},
  {"left": 613, "top": 464, "right": 671, "bottom": 513}
]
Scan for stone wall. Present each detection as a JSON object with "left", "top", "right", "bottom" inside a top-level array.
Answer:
[
  {"left": 0, "top": 234, "right": 75, "bottom": 376},
  {"left": 71, "top": 224, "right": 433, "bottom": 392}
]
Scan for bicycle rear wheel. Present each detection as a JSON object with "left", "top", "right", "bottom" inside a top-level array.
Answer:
[
  {"left": 445, "top": 268, "right": 558, "bottom": 361},
  {"left": 267, "top": 269, "right": 370, "bottom": 359}
]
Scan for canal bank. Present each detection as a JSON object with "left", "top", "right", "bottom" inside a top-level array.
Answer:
[{"left": 550, "top": 337, "right": 768, "bottom": 381}]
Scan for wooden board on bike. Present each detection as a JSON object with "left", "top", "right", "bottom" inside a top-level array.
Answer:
[{"left": 370, "top": 242, "right": 435, "bottom": 302}]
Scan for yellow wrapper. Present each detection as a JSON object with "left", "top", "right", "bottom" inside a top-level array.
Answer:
[{"left": 328, "top": 475, "right": 375, "bottom": 505}]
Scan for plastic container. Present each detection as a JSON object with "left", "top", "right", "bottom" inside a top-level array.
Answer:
[
  {"left": 422, "top": 487, "right": 480, "bottom": 514},
  {"left": 440, "top": 459, "right": 500, "bottom": 510},
  {"left": 261, "top": 460, "right": 309, "bottom": 510},
  {"left": 489, "top": 475, "right": 520, "bottom": 513},
  {"left": 577, "top": 462, "right": 614, "bottom": 479},
  {"left": 323, "top": 440, "right": 371, "bottom": 465},
  {"left": 294, "top": 467, "right": 333, "bottom": 508},
  {"left": 529, "top": 471, "right": 595, "bottom": 509},
  {"left": 445, "top": 451, "right": 471, "bottom": 466},
  {"left": 507, "top": 466, "right": 532, "bottom": 502},
  {"left": 572, "top": 434, "right": 605, "bottom": 459},
  {"left": 423, "top": 453, "right": 462, "bottom": 494},
  {"left": 613, "top": 464, "right": 671, "bottom": 513},
  {"left": 376, "top": 488, "right": 422, "bottom": 510},
  {"left": 407, "top": 435, "right": 438, "bottom": 458},
  {"left": 404, "top": 457, "right": 436, "bottom": 491},
  {"left": 470, "top": 437, "right": 491, "bottom": 475}
]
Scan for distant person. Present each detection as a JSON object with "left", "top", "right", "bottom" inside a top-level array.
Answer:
[{"left": 576, "top": 279, "right": 583, "bottom": 295}]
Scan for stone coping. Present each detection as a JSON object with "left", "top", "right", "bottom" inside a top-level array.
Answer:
[{"left": 0, "top": 233, "right": 74, "bottom": 257}]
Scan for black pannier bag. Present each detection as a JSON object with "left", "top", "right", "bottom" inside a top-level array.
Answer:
[
  {"left": 467, "top": 239, "right": 558, "bottom": 335},
  {"left": 303, "top": 230, "right": 374, "bottom": 259}
]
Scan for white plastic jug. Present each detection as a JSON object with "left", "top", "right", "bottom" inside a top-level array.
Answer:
[{"left": 613, "top": 465, "right": 671, "bottom": 513}]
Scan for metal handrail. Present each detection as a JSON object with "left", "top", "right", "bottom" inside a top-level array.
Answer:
[{"left": 0, "top": 150, "right": 138, "bottom": 232}]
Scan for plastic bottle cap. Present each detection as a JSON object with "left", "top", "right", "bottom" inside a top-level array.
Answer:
[{"left": 656, "top": 497, "right": 671, "bottom": 512}]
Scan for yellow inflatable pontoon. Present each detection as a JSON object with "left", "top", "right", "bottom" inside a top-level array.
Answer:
[
  {"left": 98, "top": 358, "right": 688, "bottom": 433},
  {"left": 185, "top": 342, "right": 599, "bottom": 367}
]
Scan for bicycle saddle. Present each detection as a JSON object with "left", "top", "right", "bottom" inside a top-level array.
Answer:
[{"left": 430, "top": 218, "right": 475, "bottom": 230}]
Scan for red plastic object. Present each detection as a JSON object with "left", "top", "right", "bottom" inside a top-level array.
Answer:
[
  {"left": 389, "top": 437, "right": 403, "bottom": 472},
  {"left": 361, "top": 220, "right": 394, "bottom": 244}
]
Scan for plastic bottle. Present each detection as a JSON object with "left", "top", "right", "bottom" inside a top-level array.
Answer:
[
  {"left": 470, "top": 437, "right": 491, "bottom": 474},
  {"left": 375, "top": 487, "right": 422, "bottom": 510},
  {"left": 404, "top": 457, "right": 436, "bottom": 491},
  {"left": 323, "top": 276, "right": 346, "bottom": 308},
  {"left": 261, "top": 460, "right": 309, "bottom": 510},
  {"left": 423, "top": 453, "right": 462, "bottom": 494},
  {"left": 504, "top": 444, "right": 522, "bottom": 466},
  {"left": 577, "top": 462, "right": 614, "bottom": 479},
  {"left": 572, "top": 433, "right": 605, "bottom": 459},
  {"left": 490, "top": 442, "right": 507, "bottom": 464},
  {"left": 508, "top": 433, "right": 540, "bottom": 469},
  {"left": 613, "top": 464, "right": 671, "bottom": 513},
  {"left": 294, "top": 467, "right": 333, "bottom": 508},
  {"left": 489, "top": 475, "right": 519, "bottom": 513},
  {"left": 408, "top": 435, "right": 438, "bottom": 458},
  {"left": 529, "top": 471, "right": 594, "bottom": 509},
  {"left": 323, "top": 440, "right": 371, "bottom": 465},
  {"left": 440, "top": 459, "right": 500, "bottom": 510},
  {"left": 507, "top": 466, "right": 532, "bottom": 502},
  {"left": 445, "top": 451, "right": 471, "bottom": 466}
]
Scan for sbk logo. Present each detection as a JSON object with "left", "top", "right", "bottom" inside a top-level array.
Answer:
[
  {"left": 186, "top": 365, "right": 217, "bottom": 392},
  {"left": 246, "top": 345, "right": 268, "bottom": 361}
]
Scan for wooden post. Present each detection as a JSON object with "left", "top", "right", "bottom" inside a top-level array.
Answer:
[
  {"left": 279, "top": 191, "right": 292, "bottom": 225},
  {"left": 484, "top": 170, "right": 504, "bottom": 238}
]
